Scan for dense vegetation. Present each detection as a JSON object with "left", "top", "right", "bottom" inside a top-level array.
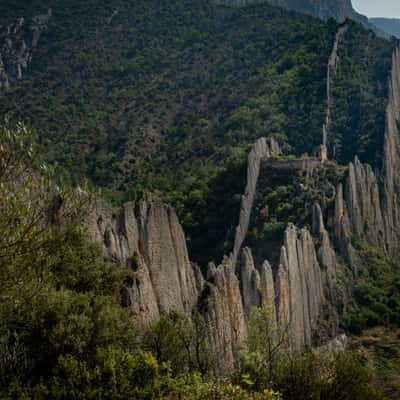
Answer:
[
  {"left": 0, "top": 120, "right": 391, "bottom": 399},
  {"left": 329, "top": 22, "right": 395, "bottom": 166},
  {"left": 343, "top": 245, "right": 400, "bottom": 335},
  {"left": 1, "top": 1, "right": 400, "bottom": 397},
  {"left": 244, "top": 159, "right": 346, "bottom": 265},
  {"left": 0, "top": 0, "right": 395, "bottom": 264}
]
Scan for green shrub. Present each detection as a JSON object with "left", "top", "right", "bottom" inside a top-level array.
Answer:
[{"left": 343, "top": 246, "right": 400, "bottom": 334}]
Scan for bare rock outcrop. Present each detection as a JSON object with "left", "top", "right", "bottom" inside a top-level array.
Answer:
[
  {"left": 239, "top": 247, "right": 277, "bottom": 324},
  {"left": 87, "top": 193, "right": 199, "bottom": 329},
  {"left": 382, "top": 46, "right": 400, "bottom": 253},
  {"left": 346, "top": 158, "right": 386, "bottom": 248},
  {"left": 214, "top": 0, "right": 371, "bottom": 28},
  {"left": 275, "top": 224, "right": 325, "bottom": 347},
  {"left": 312, "top": 204, "right": 338, "bottom": 302},
  {"left": 204, "top": 256, "right": 248, "bottom": 372},
  {"left": 329, "top": 158, "right": 385, "bottom": 262},
  {"left": 0, "top": 9, "right": 51, "bottom": 93},
  {"left": 232, "top": 137, "right": 280, "bottom": 266},
  {"left": 323, "top": 24, "right": 348, "bottom": 147}
]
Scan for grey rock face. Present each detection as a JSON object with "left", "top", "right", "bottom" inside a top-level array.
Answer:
[
  {"left": 275, "top": 224, "right": 325, "bottom": 347},
  {"left": 0, "top": 9, "right": 51, "bottom": 93},
  {"left": 232, "top": 137, "right": 281, "bottom": 267},
  {"left": 214, "top": 0, "right": 368, "bottom": 25},
  {"left": 323, "top": 25, "right": 348, "bottom": 146},
  {"left": 87, "top": 194, "right": 199, "bottom": 329},
  {"left": 331, "top": 49, "right": 400, "bottom": 259},
  {"left": 83, "top": 46, "right": 400, "bottom": 365},
  {"left": 382, "top": 47, "right": 400, "bottom": 254},
  {"left": 312, "top": 204, "right": 337, "bottom": 303},
  {"left": 329, "top": 157, "right": 387, "bottom": 269},
  {"left": 204, "top": 256, "right": 248, "bottom": 372},
  {"left": 370, "top": 18, "right": 400, "bottom": 39},
  {"left": 345, "top": 158, "right": 386, "bottom": 249},
  {"left": 239, "top": 247, "right": 277, "bottom": 324}
]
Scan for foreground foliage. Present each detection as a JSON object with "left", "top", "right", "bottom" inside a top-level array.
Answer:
[
  {"left": 0, "top": 124, "right": 394, "bottom": 399},
  {"left": 343, "top": 245, "right": 400, "bottom": 334}
]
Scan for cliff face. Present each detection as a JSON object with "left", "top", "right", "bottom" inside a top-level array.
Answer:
[
  {"left": 204, "top": 257, "right": 248, "bottom": 372},
  {"left": 0, "top": 9, "right": 51, "bottom": 93},
  {"left": 382, "top": 47, "right": 400, "bottom": 253},
  {"left": 83, "top": 45, "right": 400, "bottom": 371},
  {"left": 323, "top": 24, "right": 348, "bottom": 147},
  {"left": 329, "top": 48, "right": 400, "bottom": 261},
  {"left": 232, "top": 137, "right": 281, "bottom": 267},
  {"left": 215, "top": 0, "right": 368, "bottom": 25},
  {"left": 87, "top": 193, "right": 199, "bottom": 329},
  {"left": 370, "top": 18, "right": 400, "bottom": 38},
  {"left": 213, "top": 47, "right": 400, "bottom": 354},
  {"left": 278, "top": 225, "right": 326, "bottom": 347}
]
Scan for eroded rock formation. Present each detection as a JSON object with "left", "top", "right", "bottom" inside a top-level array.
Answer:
[
  {"left": 0, "top": 9, "right": 51, "bottom": 92},
  {"left": 323, "top": 24, "right": 348, "bottom": 147},
  {"left": 87, "top": 193, "right": 199, "bottom": 329},
  {"left": 204, "top": 256, "right": 248, "bottom": 372},
  {"left": 382, "top": 46, "right": 400, "bottom": 253},
  {"left": 275, "top": 225, "right": 326, "bottom": 347},
  {"left": 215, "top": 0, "right": 371, "bottom": 28},
  {"left": 239, "top": 247, "right": 277, "bottom": 323},
  {"left": 232, "top": 137, "right": 281, "bottom": 266},
  {"left": 83, "top": 45, "right": 400, "bottom": 371}
]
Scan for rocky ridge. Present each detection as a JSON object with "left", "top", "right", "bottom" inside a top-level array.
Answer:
[
  {"left": 202, "top": 44, "right": 400, "bottom": 360},
  {"left": 84, "top": 44, "right": 400, "bottom": 370},
  {"left": 0, "top": 9, "right": 51, "bottom": 93},
  {"left": 232, "top": 137, "right": 281, "bottom": 267},
  {"left": 87, "top": 193, "right": 200, "bottom": 329},
  {"left": 215, "top": 0, "right": 373, "bottom": 30},
  {"left": 323, "top": 24, "right": 348, "bottom": 147}
]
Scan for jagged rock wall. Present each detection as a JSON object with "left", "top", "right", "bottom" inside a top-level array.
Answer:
[
  {"left": 323, "top": 24, "right": 348, "bottom": 147},
  {"left": 275, "top": 224, "right": 326, "bottom": 347},
  {"left": 329, "top": 47, "right": 400, "bottom": 260},
  {"left": 232, "top": 137, "right": 281, "bottom": 266},
  {"left": 214, "top": 0, "right": 369, "bottom": 26},
  {"left": 239, "top": 247, "right": 277, "bottom": 323},
  {"left": 83, "top": 45, "right": 400, "bottom": 369},
  {"left": 236, "top": 220, "right": 335, "bottom": 349},
  {"left": 330, "top": 158, "right": 386, "bottom": 261},
  {"left": 312, "top": 204, "right": 338, "bottom": 304},
  {"left": 0, "top": 9, "right": 51, "bottom": 93},
  {"left": 382, "top": 47, "right": 400, "bottom": 252},
  {"left": 204, "top": 256, "right": 248, "bottom": 372},
  {"left": 87, "top": 193, "right": 199, "bottom": 329}
]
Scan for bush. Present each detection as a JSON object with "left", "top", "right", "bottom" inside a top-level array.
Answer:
[
  {"left": 236, "top": 308, "right": 385, "bottom": 400},
  {"left": 343, "top": 246, "right": 400, "bottom": 334}
]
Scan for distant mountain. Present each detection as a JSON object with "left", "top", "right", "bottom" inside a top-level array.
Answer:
[
  {"left": 216, "top": 0, "right": 386, "bottom": 36},
  {"left": 217, "top": 0, "right": 361, "bottom": 22},
  {"left": 370, "top": 18, "right": 400, "bottom": 38}
]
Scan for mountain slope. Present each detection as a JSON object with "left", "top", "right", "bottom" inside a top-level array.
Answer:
[
  {"left": 1, "top": 1, "right": 400, "bottom": 395},
  {"left": 215, "top": 0, "right": 386, "bottom": 36},
  {"left": 217, "top": 0, "right": 359, "bottom": 21},
  {"left": 371, "top": 18, "right": 400, "bottom": 38},
  {"left": 0, "top": 0, "right": 395, "bottom": 265}
]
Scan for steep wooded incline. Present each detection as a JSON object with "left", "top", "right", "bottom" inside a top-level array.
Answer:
[{"left": 1, "top": 0, "right": 399, "bottom": 373}]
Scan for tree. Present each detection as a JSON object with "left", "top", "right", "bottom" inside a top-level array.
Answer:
[
  {"left": 0, "top": 120, "right": 137, "bottom": 396},
  {"left": 237, "top": 306, "right": 288, "bottom": 390}
]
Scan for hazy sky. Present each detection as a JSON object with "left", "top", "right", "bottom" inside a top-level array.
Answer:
[{"left": 352, "top": 0, "right": 400, "bottom": 18}]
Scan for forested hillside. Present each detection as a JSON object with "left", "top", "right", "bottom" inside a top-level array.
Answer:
[
  {"left": 1, "top": 1, "right": 400, "bottom": 398},
  {"left": 0, "top": 0, "right": 396, "bottom": 263}
]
